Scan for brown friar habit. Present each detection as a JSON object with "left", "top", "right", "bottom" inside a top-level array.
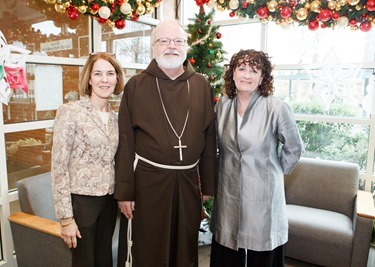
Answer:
[{"left": 114, "top": 59, "right": 216, "bottom": 267}]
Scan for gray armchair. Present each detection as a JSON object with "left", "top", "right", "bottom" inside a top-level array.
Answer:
[
  {"left": 284, "top": 157, "right": 375, "bottom": 267},
  {"left": 8, "top": 172, "right": 72, "bottom": 267}
]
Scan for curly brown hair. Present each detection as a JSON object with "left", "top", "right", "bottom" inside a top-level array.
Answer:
[{"left": 222, "top": 49, "right": 274, "bottom": 99}]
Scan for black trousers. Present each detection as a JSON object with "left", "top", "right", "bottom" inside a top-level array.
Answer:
[
  {"left": 71, "top": 194, "right": 118, "bottom": 267},
  {"left": 210, "top": 236, "right": 285, "bottom": 267}
]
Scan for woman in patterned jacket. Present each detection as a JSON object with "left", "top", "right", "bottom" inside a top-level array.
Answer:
[{"left": 51, "top": 52, "right": 124, "bottom": 267}]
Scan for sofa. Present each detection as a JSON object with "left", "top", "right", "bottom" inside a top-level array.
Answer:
[{"left": 284, "top": 157, "right": 375, "bottom": 267}]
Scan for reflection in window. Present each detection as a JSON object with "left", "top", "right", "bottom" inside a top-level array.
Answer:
[
  {"left": 6, "top": 129, "right": 52, "bottom": 191},
  {"left": 3, "top": 64, "right": 83, "bottom": 124},
  {"left": 274, "top": 69, "right": 374, "bottom": 119},
  {"left": 102, "top": 21, "right": 153, "bottom": 64}
]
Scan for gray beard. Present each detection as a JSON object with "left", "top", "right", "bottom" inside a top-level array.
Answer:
[{"left": 155, "top": 55, "right": 185, "bottom": 69}]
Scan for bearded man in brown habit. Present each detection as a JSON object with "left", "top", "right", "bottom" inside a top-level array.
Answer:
[{"left": 114, "top": 20, "right": 216, "bottom": 267}]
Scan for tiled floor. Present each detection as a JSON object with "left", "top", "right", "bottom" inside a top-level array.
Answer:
[{"left": 198, "top": 244, "right": 375, "bottom": 267}]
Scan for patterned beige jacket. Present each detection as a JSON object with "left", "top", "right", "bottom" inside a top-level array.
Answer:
[{"left": 51, "top": 96, "right": 118, "bottom": 219}]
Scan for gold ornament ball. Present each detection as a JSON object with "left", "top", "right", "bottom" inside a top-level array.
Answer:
[
  {"left": 219, "top": 0, "right": 225, "bottom": 3},
  {"left": 54, "top": 3, "right": 66, "bottom": 13},
  {"left": 108, "top": 21, "right": 115, "bottom": 27},
  {"left": 216, "top": 51, "right": 221, "bottom": 58},
  {"left": 46, "top": 0, "right": 56, "bottom": 4},
  {"left": 347, "top": 0, "right": 360, "bottom": 6},
  {"left": 338, "top": 0, "right": 347, "bottom": 6},
  {"left": 78, "top": 5, "right": 88, "bottom": 13},
  {"left": 327, "top": 1, "right": 336, "bottom": 10},
  {"left": 146, "top": 6, "right": 154, "bottom": 14},
  {"left": 372, "top": 18, "right": 375, "bottom": 26},
  {"left": 136, "top": 4, "right": 146, "bottom": 15},
  {"left": 296, "top": 8, "right": 308, "bottom": 20},
  {"left": 136, "top": 0, "right": 142, "bottom": 3},
  {"left": 304, "top": 3, "right": 310, "bottom": 9},
  {"left": 310, "top": 1, "right": 321, "bottom": 12},
  {"left": 267, "top": 0, "right": 278, "bottom": 12},
  {"left": 108, "top": 0, "right": 115, "bottom": 3},
  {"left": 355, "top": 5, "right": 362, "bottom": 10},
  {"left": 249, "top": 0, "right": 255, "bottom": 4}
]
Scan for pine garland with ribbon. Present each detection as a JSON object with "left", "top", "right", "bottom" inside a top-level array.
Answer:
[
  {"left": 196, "top": 0, "right": 375, "bottom": 31},
  {"left": 44, "top": 0, "right": 163, "bottom": 29}
]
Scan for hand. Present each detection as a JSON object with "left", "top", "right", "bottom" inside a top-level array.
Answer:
[
  {"left": 118, "top": 201, "right": 135, "bottom": 219},
  {"left": 202, "top": 195, "right": 213, "bottom": 202},
  {"left": 60, "top": 218, "right": 81, "bottom": 248}
]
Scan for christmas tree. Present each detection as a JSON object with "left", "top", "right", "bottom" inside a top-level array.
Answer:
[{"left": 187, "top": 6, "right": 226, "bottom": 100}]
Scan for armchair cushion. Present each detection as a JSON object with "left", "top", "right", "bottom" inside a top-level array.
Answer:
[{"left": 284, "top": 157, "right": 375, "bottom": 267}]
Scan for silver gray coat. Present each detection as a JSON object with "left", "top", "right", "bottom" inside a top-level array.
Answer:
[{"left": 211, "top": 91, "right": 304, "bottom": 251}]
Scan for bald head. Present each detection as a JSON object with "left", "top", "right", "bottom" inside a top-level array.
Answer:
[{"left": 151, "top": 20, "right": 188, "bottom": 43}]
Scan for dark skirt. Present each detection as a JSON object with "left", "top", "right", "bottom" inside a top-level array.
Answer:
[{"left": 210, "top": 236, "right": 285, "bottom": 267}]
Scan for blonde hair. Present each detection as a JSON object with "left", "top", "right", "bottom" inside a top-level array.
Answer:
[{"left": 79, "top": 53, "right": 125, "bottom": 96}]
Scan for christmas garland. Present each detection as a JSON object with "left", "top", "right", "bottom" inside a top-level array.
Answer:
[
  {"left": 45, "top": 0, "right": 163, "bottom": 29},
  {"left": 195, "top": 0, "right": 375, "bottom": 31}
]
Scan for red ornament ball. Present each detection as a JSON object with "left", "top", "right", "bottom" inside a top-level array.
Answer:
[
  {"left": 216, "top": 32, "right": 222, "bottom": 39},
  {"left": 97, "top": 17, "right": 108, "bottom": 24},
  {"left": 257, "top": 7, "right": 268, "bottom": 19},
  {"left": 207, "top": 63, "right": 212, "bottom": 68},
  {"left": 349, "top": 19, "right": 358, "bottom": 27},
  {"left": 196, "top": 0, "right": 204, "bottom": 6},
  {"left": 280, "top": 6, "right": 292, "bottom": 19},
  {"left": 131, "top": 13, "right": 139, "bottom": 21},
  {"left": 91, "top": 3, "right": 100, "bottom": 12},
  {"left": 360, "top": 21, "right": 372, "bottom": 32},
  {"left": 209, "top": 75, "right": 215, "bottom": 81},
  {"left": 189, "top": 58, "right": 196, "bottom": 65},
  {"left": 242, "top": 1, "right": 249, "bottom": 8},
  {"left": 308, "top": 20, "right": 319, "bottom": 31},
  {"left": 367, "top": 0, "right": 375, "bottom": 11},
  {"left": 332, "top": 13, "right": 340, "bottom": 21},
  {"left": 207, "top": 20, "right": 211, "bottom": 24},
  {"left": 213, "top": 97, "right": 220, "bottom": 103},
  {"left": 115, "top": 19, "right": 126, "bottom": 30},
  {"left": 319, "top": 9, "right": 332, "bottom": 22},
  {"left": 229, "top": 11, "right": 236, "bottom": 18},
  {"left": 198, "top": 29, "right": 203, "bottom": 34},
  {"left": 67, "top": 6, "right": 79, "bottom": 20}
]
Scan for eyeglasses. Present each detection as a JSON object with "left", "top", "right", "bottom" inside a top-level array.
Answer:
[
  {"left": 89, "top": 52, "right": 116, "bottom": 57},
  {"left": 154, "top": 38, "right": 186, "bottom": 46}
]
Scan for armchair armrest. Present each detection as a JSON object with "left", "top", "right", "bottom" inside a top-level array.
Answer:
[
  {"left": 8, "top": 211, "right": 61, "bottom": 237},
  {"left": 356, "top": 190, "right": 375, "bottom": 219},
  {"left": 8, "top": 212, "right": 71, "bottom": 267}
]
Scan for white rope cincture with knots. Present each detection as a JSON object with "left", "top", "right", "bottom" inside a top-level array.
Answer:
[{"left": 125, "top": 218, "right": 133, "bottom": 267}]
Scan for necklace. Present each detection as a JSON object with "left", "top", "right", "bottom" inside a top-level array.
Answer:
[{"left": 155, "top": 77, "right": 190, "bottom": 161}]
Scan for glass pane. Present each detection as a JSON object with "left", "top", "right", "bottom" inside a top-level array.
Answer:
[
  {"left": 6, "top": 129, "right": 52, "bottom": 191},
  {"left": 3, "top": 64, "right": 83, "bottom": 124},
  {"left": 182, "top": 4, "right": 233, "bottom": 25},
  {"left": 102, "top": 21, "right": 153, "bottom": 64},
  {"left": 0, "top": 1, "right": 89, "bottom": 57},
  {"left": 219, "top": 23, "right": 262, "bottom": 64},
  {"left": 296, "top": 122, "right": 368, "bottom": 172},
  {"left": 274, "top": 69, "right": 374, "bottom": 118},
  {"left": 267, "top": 22, "right": 375, "bottom": 64}
]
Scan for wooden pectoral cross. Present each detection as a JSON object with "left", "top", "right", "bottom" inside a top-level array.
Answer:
[{"left": 174, "top": 138, "right": 187, "bottom": 161}]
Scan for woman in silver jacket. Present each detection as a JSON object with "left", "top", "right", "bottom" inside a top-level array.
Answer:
[{"left": 210, "top": 49, "right": 304, "bottom": 267}]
